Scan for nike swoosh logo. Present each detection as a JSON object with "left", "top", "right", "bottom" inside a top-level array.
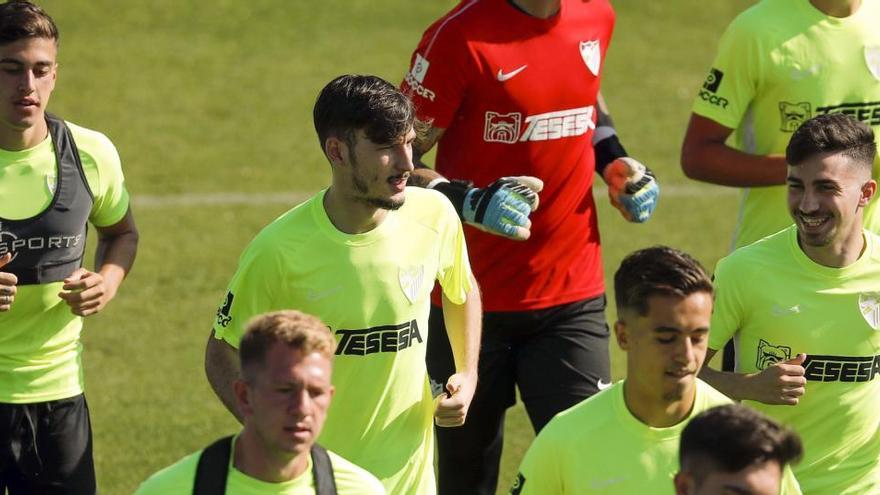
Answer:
[
  {"left": 597, "top": 378, "right": 612, "bottom": 390},
  {"left": 497, "top": 65, "right": 527, "bottom": 82}
]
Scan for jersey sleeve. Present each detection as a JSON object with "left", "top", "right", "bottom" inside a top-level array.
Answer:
[
  {"left": 212, "top": 239, "right": 282, "bottom": 348},
  {"left": 435, "top": 195, "right": 474, "bottom": 305},
  {"left": 691, "top": 15, "right": 762, "bottom": 130},
  {"left": 401, "top": 19, "right": 474, "bottom": 128},
  {"left": 510, "top": 428, "right": 564, "bottom": 495},
  {"left": 133, "top": 452, "right": 200, "bottom": 495},
  {"left": 708, "top": 255, "right": 745, "bottom": 351},
  {"left": 83, "top": 130, "right": 130, "bottom": 227}
]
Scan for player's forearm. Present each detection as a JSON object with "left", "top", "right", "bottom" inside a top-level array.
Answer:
[
  {"left": 94, "top": 212, "right": 139, "bottom": 299},
  {"left": 697, "top": 365, "right": 752, "bottom": 401},
  {"left": 681, "top": 139, "right": 787, "bottom": 187},
  {"left": 205, "top": 333, "right": 245, "bottom": 423},
  {"left": 442, "top": 281, "right": 482, "bottom": 376},
  {"left": 408, "top": 163, "right": 443, "bottom": 188}
]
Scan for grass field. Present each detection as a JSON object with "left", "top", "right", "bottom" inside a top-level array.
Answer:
[{"left": 32, "top": 1, "right": 754, "bottom": 493}]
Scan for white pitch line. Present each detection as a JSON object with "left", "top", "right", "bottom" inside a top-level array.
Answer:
[{"left": 131, "top": 185, "right": 737, "bottom": 209}]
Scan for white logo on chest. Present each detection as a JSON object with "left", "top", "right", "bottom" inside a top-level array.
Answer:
[
  {"left": 865, "top": 45, "right": 880, "bottom": 81},
  {"left": 859, "top": 292, "right": 880, "bottom": 330},
  {"left": 399, "top": 265, "right": 424, "bottom": 304},
  {"left": 579, "top": 40, "right": 601, "bottom": 76}
]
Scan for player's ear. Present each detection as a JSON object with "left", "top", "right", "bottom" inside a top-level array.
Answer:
[
  {"left": 613, "top": 320, "right": 630, "bottom": 351},
  {"left": 325, "top": 137, "right": 348, "bottom": 167},
  {"left": 673, "top": 471, "right": 693, "bottom": 495},
  {"left": 233, "top": 378, "right": 253, "bottom": 417},
  {"left": 859, "top": 179, "right": 877, "bottom": 206}
]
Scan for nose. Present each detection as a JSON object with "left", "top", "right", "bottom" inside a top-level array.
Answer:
[
  {"left": 798, "top": 188, "right": 819, "bottom": 213},
  {"left": 395, "top": 143, "right": 415, "bottom": 173},
  {"left": 18, "top": 70, "right": 35, "bottom": 94},
  {"left": 674, "top": 337, "right": 697, "bottom": 366},
  {"left": 287, "top": 389, "right": 312, "bottom": 416}
]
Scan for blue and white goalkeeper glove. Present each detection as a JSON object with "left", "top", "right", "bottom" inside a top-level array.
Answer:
[
  {"left": 431, "top": 176, "right": 543, "bottom": 240},
  {"left": 602, "top": 157, "right": 659, "bottom": 223}
]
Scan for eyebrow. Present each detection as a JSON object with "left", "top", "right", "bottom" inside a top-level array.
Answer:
[
  {"left": 722, "top": 486, "right": 752, "bottom": 495},
  {"left": 652, "top": 326, "right": 709, "bottom": 334},
  {"left": 0, "top": 59, "right": 53, "bottom": 67}
]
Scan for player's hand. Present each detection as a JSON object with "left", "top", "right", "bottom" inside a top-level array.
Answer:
[
  {"left": 0, "top": 253, "right": 18, "bottom": 312},
  {"left": 58, "top": 268, "right": 113, "bottom": 317},
  {"left": 432, "top": 176, "right": 543, "bottom": 240},
  {"left": 745, "top": 353, "right": 807, "bottom": 405},
  {"left": 602, "top": 157, "right": 659, "bottom": 223},
  {"left": 434, "top": 372, "right": 477, "bottom": 427}
]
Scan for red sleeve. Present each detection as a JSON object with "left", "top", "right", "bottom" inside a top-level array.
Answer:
[{"left": 401, "top": 19, "right": 475, "bottom": 129}]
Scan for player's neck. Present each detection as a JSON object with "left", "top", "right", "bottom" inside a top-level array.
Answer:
[
  {"left": 0, "top": 119, "right": 48, "bottom": 151},
  {"left": 809, "top": 0, "right": 861, "bottom": 17},
  {"left": 508, "top": 0, "right": 561, "bottom": 19},
  {"left": 233, "top": 429, "right": 311, "bottom": 483},
  {"left": 323, "top": 185, "right": 388, "bottom": 234},
  {"left": 798, "top": 229, "right": 866, "bottom": 268},
  {"left": 622, "top": 378, "right": 696, "bottom": 428}
]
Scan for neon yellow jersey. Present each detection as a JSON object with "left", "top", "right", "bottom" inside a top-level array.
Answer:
[
  {"left": 511, "top": 379, "right": 802, "bottom": 495},
  {"left": 213, "top": 187, "right": 473, "bottom": 495},
  {"left": 711, "top": 226, "right": 880, "bottom": 494},
  {"left": 692, "top": 0, "right": 880, "bottom": 249},
  {"left": 0, "top": 121, "right": 129, "bottom": 403},
  {"left": 134, "top": 435, "right": 386, "bottom": 495}
]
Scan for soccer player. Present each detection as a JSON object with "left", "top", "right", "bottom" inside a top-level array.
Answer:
[
  {"left": 0, "top": 2, "right": 139, "bottom": 493},
  {"left": 675, "top": 404, "right": 804, "bottom": 495},
  {"left": 699, "top": 113, "right": 880, "bottom": 494},
  {"left": 204, "top": 75, "right": 481, "bottom": 495},
  {"left": 512, "top": 246, "right": 769, "bottom": 494},
  {"left": 681, "top": 0, "right": 880, "bottom": 371},
  {"left": 401, "top": 1, "right": 659, "bottom": 492},
  {"left": 137, "top": 311, "right": 386, "bottom": 494},
  {"left": 681, "top": 0, "right": 880, "bottom": 249}
]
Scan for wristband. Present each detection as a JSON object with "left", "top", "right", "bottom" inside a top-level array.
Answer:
[{"left": 594, "top": 131, "right": 628, "bottom": 176}]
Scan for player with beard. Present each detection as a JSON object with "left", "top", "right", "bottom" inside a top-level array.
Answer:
[
  {"left": 510, "top": 247, "right": 801, "bottom": 494},
  {"left": 205, "top": 75, "right": 481, "bottom": 495},
  {"left": 700, "top": 113, "right": 880, "bottom": 494}
]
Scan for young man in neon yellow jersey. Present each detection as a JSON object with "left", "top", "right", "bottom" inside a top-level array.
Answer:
[
  {"left": 205, "top": 75, "right": 481, "bottom": 495},
  {"left": 510, "top": 246, "right": 802, "bottom": 494},
  {"left": 0, "top": 2, "right": 138, "bottom": 493},
  {"left": 700, "top": 113, "right": 880, "bottom": 494},
  {"left": 682, "top": 0, "right": 880, "bottom": 372},
  {"left": 675, "top": 404, "right": 804, "bottom": 495},
  {"left": 137, "top": 311, "right": 385, "bottom": 494}
]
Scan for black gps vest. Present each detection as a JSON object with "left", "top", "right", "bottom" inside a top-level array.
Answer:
[
  {"left": 0, "top": 114, "right": 94, "bottom": 285},
  {"left": 192, "top": 436, "right": 338, "bottom": 495}
]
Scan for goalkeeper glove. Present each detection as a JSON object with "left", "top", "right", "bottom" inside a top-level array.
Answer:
[
  {"left": 431, "top": 176, "right": 543, "bottom": 240},
  {"left": 602, "top": 157, "right": 659, "bottom": 223}
]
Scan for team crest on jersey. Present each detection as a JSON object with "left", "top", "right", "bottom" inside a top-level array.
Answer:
[
  {"left": 579, "top": 40, "right": 601, "bottom": 76},
  {"left": 859, "top": 292, "right": 880, "bottom": 330},
  {"left": 779, "top": 102, "right": 811, "bottom": 132},
  {"left": 484, "top": 112, "right": 522, "bottom": 143},
  {"left": 756, "top": 339, "right": 792, "bottom": 370},
  {"left": 399, "top": 265, "right": 424, "bottom": 304},
  {"left": 864, "top": 45, "right": 880, "bottom": 81},
  {"left": 46, "top": 175, "right": 56, "bottom": 195}
]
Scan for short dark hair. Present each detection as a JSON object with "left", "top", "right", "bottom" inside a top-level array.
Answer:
[
  {"left": 239, "top": 310, "right": 336, "bottom": 382},
  {"left": 614, "top": 246, "right": 713, "bottom": 316},
  {"left": 0, "top": 1, "right": 58, "bottom": 44},
  {"left": 313, "top": 74, "right": 417, "bottom": 154},
  {"left": 786, "top": 113, "right": 876, "bottom": 171},
  {"left": 679, "top": 404, "right": 803, "bottom": 483}
]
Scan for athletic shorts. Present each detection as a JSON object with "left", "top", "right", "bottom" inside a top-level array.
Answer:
[{"left": 0, "top": 394, "right": 96, "bottom": 495}]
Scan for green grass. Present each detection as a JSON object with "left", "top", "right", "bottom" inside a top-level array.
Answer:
[{"left": 28, "top": 0, "right": 754, "bottom": 493}]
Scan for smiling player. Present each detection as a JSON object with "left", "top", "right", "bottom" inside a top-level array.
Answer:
[{"left": 700, "top": 113, "right": 880, "bottom": 494}]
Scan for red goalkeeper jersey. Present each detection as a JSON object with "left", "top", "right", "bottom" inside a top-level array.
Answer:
[{"left": 403, "top": 0, "right": 614, "bottom": 311}]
